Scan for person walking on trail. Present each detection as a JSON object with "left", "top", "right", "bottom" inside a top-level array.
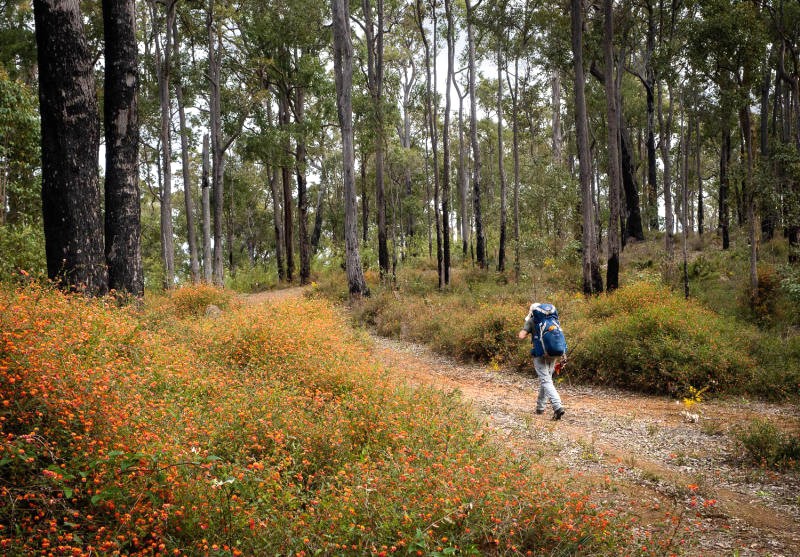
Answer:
[{"left": 518, "top": 302, "right": 566, "bottom": 421}]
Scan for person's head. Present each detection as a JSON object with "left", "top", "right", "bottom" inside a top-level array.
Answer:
[{"left": 526, "top": 302, "right": 541, "bottom": 321}]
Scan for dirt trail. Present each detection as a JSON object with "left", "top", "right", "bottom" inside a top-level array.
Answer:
[{"left": 246, "top": 289, "right": 800, "bottom": 556}]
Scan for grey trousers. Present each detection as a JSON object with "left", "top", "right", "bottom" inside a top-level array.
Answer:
[{"left": 534, "top": 356, "right": 563, "bottom": 412}]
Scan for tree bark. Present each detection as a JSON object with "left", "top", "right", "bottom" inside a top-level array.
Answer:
[
  {"left": 603, "top": 0, "right": 621, "bottom": 291},
  {"left": 442, "top": 0, "right": 454, "bottom": 284},
  {"left": 152, "top": 0, "right": 176, "bottom": 289},
  {"left": 620, "top": 116, "right": 645, "bottom": 242},
  {"left": 465, "top": 0, "right": 485, "bottom": 268},
  {"left": 657, "top": 79, "right": 675, "bottom": 258},
  {"left": 311, "top": 180, "right": 326, "bottom": 254},
  {"left": 511, "top": 58, "right": 521, "bottom": 280},
  {"left": 739, "top": 105, "right": 758, "bottom": 299},
  {"left": 295, "top": 85, "right": 311, "bottom": 285},
  {"left": 103, "top": 0, "right": 143, "bottom": 296},
  {"left": 331, "top": 0, "right": 369, "bottom": 297},
  {"left": 172, "top": 19, "right": 200, "bottom": 284},
  {"left": 201, "top": 134, "right": 213, "bottom": 282},
  {"left": 208, "top": 0, "right": 225, "bottom": 286},
  {"left": 363, "top": 0, "right": 389, "bottom": 280},
  {"left": 571, "top": 0, "right": 602, "bottom": 294},
  {"left": 551, "top": 70, "right": 562, "bottom": 165},
  {"left": 696, "top": 116, "right": 704, "bottom": 236},
  {"left": 719, "top": 125, "right": 731, "bottom": 250},
  {"left": 34, "top": 0, "right": 107, "bottom": 295},
  {"left": 454, "top": 78, "right": 469, "bottom": 257},
  {"left": 644, "top": 0, "right": 658, "bottom": 231},
  {"left": 361, "top": 149, "right": 369, "bottom": 245},
  {"left": 496, "top": 47, "right": 507, "bottom": 273},
  {"left": 279, "top": 89, "right": 294, "bottom": 282}
]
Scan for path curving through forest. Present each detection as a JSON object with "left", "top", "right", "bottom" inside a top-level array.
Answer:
[{"left": 247, "top": 288, "right": 800, "bottom": 556}]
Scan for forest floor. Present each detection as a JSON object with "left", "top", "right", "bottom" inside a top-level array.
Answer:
[{"left": 245, "top": 287, "right": 800, "bottom": 556}]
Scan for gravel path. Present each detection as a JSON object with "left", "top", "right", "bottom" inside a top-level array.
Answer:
[{"left": 369, "top": 334, "right": 800, "bottom": 556}]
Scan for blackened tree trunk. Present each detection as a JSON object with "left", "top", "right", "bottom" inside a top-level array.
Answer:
[
  {"left": 571, "top": 0, "right": 602, "bottom": 294},
  {"left": 173, "top": 19, "right": 200, "bottom": 284},
  {"left": 103, "top": 0, "right": 143, "bottom": 296},
  {"left": 331, "top": 0, "right": 369, "bottom": 297},
  {"left": 279, "top": 89, "right": 294, "bottom": 282},
  {"left": 603, "top": 0, "right": 620, "bottom": 291},
  {"left": 696, "top": 116, "right": 704, "bottom": 236},
  {"left": 201, "top": 133, "right": 213, "bottom": 282},
  {"left": 620, "top": 118, "right": 645, "bottom": 242},
  {"left": 311, "top": 180, "right": 326, "bottom": 254},
  {"left": 361, "top": 149, "right": 369, "bottom": 245},
  {"left": 34, "top": 0, "right": 107, "bottom": 295},
  {"left": 270, "top": 165, "right": 285, "bottom": 281},
  {"left": 295, "top": 85, "right": 311, "bottom": 285},
  {"left": 496, "top": 47, "right": 507, "bottom": 273},
  {"left": 645, "top": 0, "right": 658, "bottom": 231},
  {"left": 466, "top": 0, "right": 485, "bottom": 268},
  {"left": 720, "top": 125, "right": 731, "bottom": 250}
]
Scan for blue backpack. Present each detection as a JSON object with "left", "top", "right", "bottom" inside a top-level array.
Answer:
[{"left": 529, "top": 303, "right": 567, "bottom": 357}]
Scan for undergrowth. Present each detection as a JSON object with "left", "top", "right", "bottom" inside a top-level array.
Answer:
[{"left": 0, "top": 282, "right": 679, "bottom": 555}]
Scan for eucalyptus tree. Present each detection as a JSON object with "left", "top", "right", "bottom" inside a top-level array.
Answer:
[
  {"left": 172, "top": 17, "right": 200, "bottom": 284},
  {"left": 332, "top": 0, "right": 370, "bottom": 297},
  {"left": 361, "top": 0, "right": 391, "bottom": 281},
  {"left": 103, "top": 0, "right": 143, "bottom": 296},
  {"left": 570, "top": 0, "right": 602, "bottom": 294},
  {"left": 465, "top": 0, "right": 486, "bottom": 268},
  {"left": 415, "top": 0, "right": 443, "bottom": 287},
  {"left": 602, "top": 0, "right": 621, "bottom": 290},
  {"left": 33, "top": 0, "right": 107, "bottom": 295},
  {"left": 442, "top": 0, "right": 454, "bottom": 283}
]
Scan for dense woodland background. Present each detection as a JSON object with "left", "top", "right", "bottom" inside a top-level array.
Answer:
[{"left": 1, "top": 0, "right": 799, "bottom": 307}]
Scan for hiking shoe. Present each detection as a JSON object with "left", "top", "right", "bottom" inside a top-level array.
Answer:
[
  {"left": 535, "top": 409, "right": 545, "bottom": 415},
  {"left": 552, "top": 408, "right": 565, "bottom": 421}
]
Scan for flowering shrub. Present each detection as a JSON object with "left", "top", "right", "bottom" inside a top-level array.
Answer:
[
  {"left": 0, "top": 283, "right": 668, "bottom": 555},
  {"left": 169, "top": 283, "right": 237, "bottom": 317}
]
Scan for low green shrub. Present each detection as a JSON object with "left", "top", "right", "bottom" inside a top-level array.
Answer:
[
  {"left": 736, "top": 419, "right": 800, "bottom": 469},
  {"left": 569, "top": 283, "right": 756, "bottom": 395},
  {"left": 225, "top": 263, "right": 278, "bottom": 293},
  {"left": 0, "top": 223, "right": 46, "bottom": 281}
]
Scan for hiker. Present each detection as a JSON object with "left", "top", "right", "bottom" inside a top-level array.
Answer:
[{"left": 518, "top": 302, "right": 566, "bottom": 421}]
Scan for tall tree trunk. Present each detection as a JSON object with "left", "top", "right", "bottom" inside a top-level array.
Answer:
[
  {"left": 696, "top": 116, "right": 703, "bottom": 236},
  {"left": 34, "top": 0, "right": 107, "bottom": 295},
  {"left": 511, "top": 58, "right": 521, "bottom": 280},
  {"left": 416, "top": 0, "right": 442, "bottom": 287},
  {"left": 208, "top": 0, "right": 225, "bottom": 286},
  {"left": 363, "top": 0, "right": 389, "bottom": 280},
  {"left": 400, "top": 59, "right": 416, "bottom": 241},
  {"left": 442, "top": 0, "right": 454, "bottom": 285},
  {"left": 551, "top": 70, "right": 562, "bottom": 165},
  {"left": 295, "top": 85, "right": 311, "bottom": 285},
  {"left": 311, "top": 180, "right": 326, "bottom": 254},
  {"left": 361, "top": 149, "right": 369, "bottom": 245},
  {"left": 454, "top": 80, "right": 469, "bottom": 257},
  {"left": 644, "top": 0, "right": 658, "bottom": 231},
  {"left": 270, "top": 164, "right": 285, "bottom": 281},
  {"left": 153, "top": 0, "right": 176, "bottom": 289},
  {"left": 603, "top": 0, "right": 620, "bottom": 291},
  {"left": 571, "top": 0, "right": 602, "bottom": 294},
  {"left": 331, "top": 0, "right": 369, "bottom": 297},
  {"left": 760, "top": 51, "right": 776, "bottom": 241},
  {"left": 658, "top": 80, "right": 675, "bottom": 258},
  {"left": 739, "top": 105, "right": 758, "bottom": 299},
  {"left": 173, "top": 19, "right": 200, "bottom": 284},
  {"left": 465, "top": 0, "right": 485, "bottom": 268},
  {"left": 720, "top": 125, "right": 731, "bottom": 250},
  {"left": 201, "top": 134, "right": 212, "bottom": 282},
  {"left": 104, "top": 0, "right": 143, "bottom": 296},
  {"left": 620, "top": 115, "right": 645, "bottom": 242},
  {"left": 279, "top": 89, "right": 294, "bottom": 282},
  {"left": 496, "top": 47, "right": 507, "bottom": 273}
]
